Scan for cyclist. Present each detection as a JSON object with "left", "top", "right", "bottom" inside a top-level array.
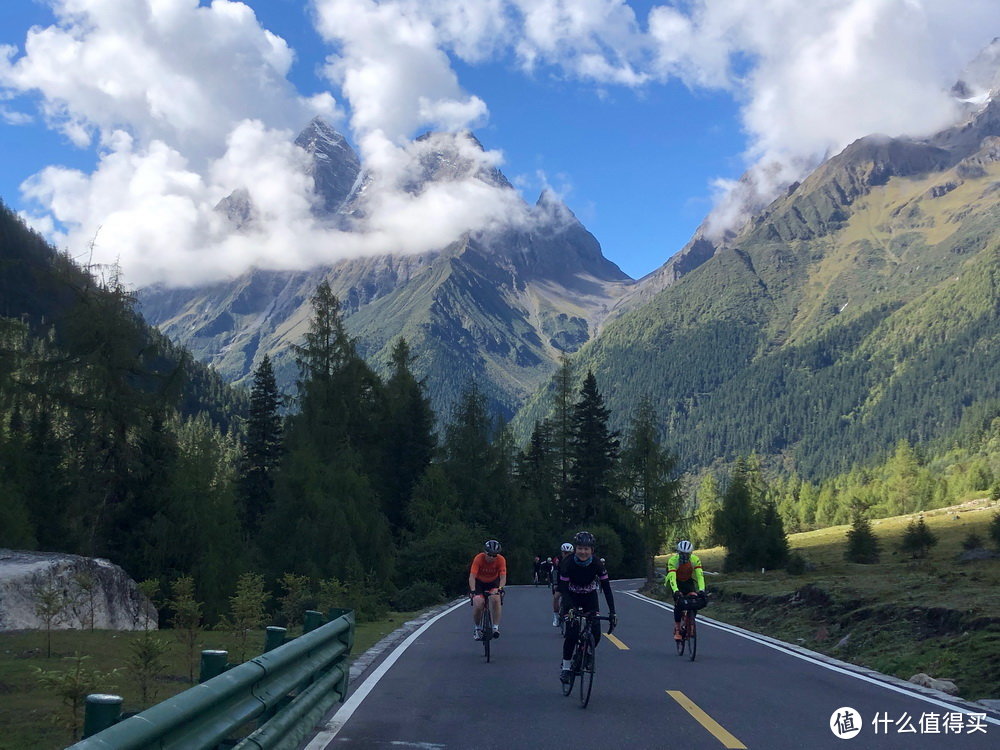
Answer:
[
  {"left": 532, "top": 555, "right": 542, "bottom": 584},
  {"left": 469, "top": 540, "right": 507, "bottom": 640},
  {"left": 539, "top": 555, "right": 553, "bottom": 590},
  {"left": 558, "top": 531, "right": 616, "bottom": 683},
  {"left": 551, "top": 542, "right": 574, "bottom": 627},
  {"left": 664, "top": 540, "right": 706, "bottom": 640}
]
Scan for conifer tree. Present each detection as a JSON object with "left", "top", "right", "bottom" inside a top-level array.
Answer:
[
  {"left": 381, "top": 339, "right": 435, "bottom": 534},
  {"left": 714, "top": 458, "right": 759, "bottom": 571},
  {"left": 619, "top": 397, "right": 681, "bottom": 581},
  {"left": 239, "top": 355, "right": 282, "bottom": 534},
  {"left": 899, "top": 516, "right": 938, "bottom": 559},
  {"left": 567, "top": 370, "right": 619, "bottom": 525},
  {"left": 845, "top": 504, "right": 881, "bottom": 564}
]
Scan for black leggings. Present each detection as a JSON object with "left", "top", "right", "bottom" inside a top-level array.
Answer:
[{"left": 562, "top": 592, "right": 602, "bottom": 660}]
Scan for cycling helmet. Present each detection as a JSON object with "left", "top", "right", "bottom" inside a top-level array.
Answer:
[
  {"left": 561, "top": 542, "right": 574, "bottom": 553},
  {"left": 677, "top": 540, "right": 694, "bottom": 553},
  {"left": 573, "top": 531, "right": 596, "bottom": 547},
  {"left": 484, "top": 540, "right": 501, "bottom": 554}
]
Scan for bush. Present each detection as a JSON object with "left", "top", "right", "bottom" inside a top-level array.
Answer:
[
  {"left": 785, "top": 552, "right": 807, "bottom": 575},
  {"left": 899, "top": 517, "right": 937, "bottom": 559},
  {"left": 991, "top": 512, "right": 1000, "bottom": 550},
  {"left": 397, "top": 522, "right": 484, "bottom": 596},
  {"left": 392, "top": 581, "right": 445, "bottom": 611},
  {"left": 962, "top": 532, "right": 985, "bottom": 551}
]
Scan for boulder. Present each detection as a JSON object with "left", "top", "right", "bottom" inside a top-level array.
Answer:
[
  {"left": 908, "top": 673, "right": 960, "bottom": 696},
  {"left": 0, "top": 549, "right": 156, "bottom": 631}
]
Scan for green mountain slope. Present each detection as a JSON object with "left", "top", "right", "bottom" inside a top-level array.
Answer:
[{"left": 516, "top": 107, "right": 1000, "bottom": 479}]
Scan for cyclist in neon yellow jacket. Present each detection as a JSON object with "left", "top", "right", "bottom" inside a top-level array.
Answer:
[{"left": 664, "top": 540, "right": 706, "bottom": 640}]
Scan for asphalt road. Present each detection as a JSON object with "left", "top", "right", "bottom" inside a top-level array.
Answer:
[{"left": 305, "top": 581, "right": 999, "bottom": 749}]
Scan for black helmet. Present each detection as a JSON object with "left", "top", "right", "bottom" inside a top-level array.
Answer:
[
  {"left": 573, "top": 531, "right": 596, "bottom": 547},
  {"left": 484, "top": 540, "right": 501, "bottom": 554}
]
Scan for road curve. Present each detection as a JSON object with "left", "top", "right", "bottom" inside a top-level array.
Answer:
[{"left": 304, "top": 581, "right": 998, "bottom": 749}]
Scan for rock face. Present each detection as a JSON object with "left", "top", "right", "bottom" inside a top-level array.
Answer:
[{"left": 0, "top": 549, "right": 156, "bottom": 631}]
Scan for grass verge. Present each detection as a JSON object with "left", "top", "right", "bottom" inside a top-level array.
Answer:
[
  {"left": 0, "top": 609, "right": 422, "bottom": 750},
  {"left": 654, "top": 499, "right": 1000, "bottom": 701}
]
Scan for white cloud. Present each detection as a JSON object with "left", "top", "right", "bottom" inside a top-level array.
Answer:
[{"left": 4, "top": 0, "right": 999, "bottom": 286}]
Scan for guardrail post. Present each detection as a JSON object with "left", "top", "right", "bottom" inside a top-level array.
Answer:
[
  {"left": 200, "top": 650, "right": 229, "bottom": 683},
  {"left": 302, "top": 610, "right": 323, "bottom": 634},
  {"left": 82, "top": 694, "right": 123, "bottom": 738},
  {"left": 264, "top": 626, "right": 287, "bottom": 653},
  {"left": 327, "top": 608, "right": 354, "bottom": 651}
]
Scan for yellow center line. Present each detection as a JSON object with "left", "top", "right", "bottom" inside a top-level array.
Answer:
[
  {"left": 604, "top": 632, "right": 629, "bottom": 650},
  {"left": 666, "top": 690, "right": 747, "bottom": 749}
]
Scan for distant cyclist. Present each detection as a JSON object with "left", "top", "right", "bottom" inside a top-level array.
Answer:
[
  {"left": 558, "top": 531, "right": 616, "bottom": 683},
  {"left": 469, "top": 540, "right": 507, "bottom": 640},
  {"left": 552, "top": 542, "right": 574, "bottom": 627},
  {"left": 533, "top": 555, "right": 542, "bottom": 584},
  {"left": 664, "top": 540, "right": 706, "bottom": 641},
  {"left": 539, "top": 555, "right": 553, "bottom": 590}
]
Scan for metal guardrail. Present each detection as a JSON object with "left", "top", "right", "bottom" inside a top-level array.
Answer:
[{"left": 68, "top": 608, "right": 355, "bottom": 750}]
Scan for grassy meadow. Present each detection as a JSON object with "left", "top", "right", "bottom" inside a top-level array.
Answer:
[{"left": 655, "top": 499, "right": 1000, "bottom": 700}]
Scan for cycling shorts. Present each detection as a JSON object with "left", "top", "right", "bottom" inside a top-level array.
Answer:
[{"left": 473, "top": 578, "right": 501, "bottom": 596}]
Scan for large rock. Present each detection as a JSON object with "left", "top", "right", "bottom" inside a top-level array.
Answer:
[
  {"left": 0, "top": 549, "right": 156, "bottom": 631},
  {"left": 908, "top": 673, "right": 960, "bottom": 696}
]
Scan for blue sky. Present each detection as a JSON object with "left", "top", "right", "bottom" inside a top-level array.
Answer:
[{"left": 0, "top": 1, "right": 995, "bottom": 286}]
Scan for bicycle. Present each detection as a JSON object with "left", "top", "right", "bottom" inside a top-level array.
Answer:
[
  {"left": 560, "top": 608, "right": 614, "bottom": 708},
  {"left": 674, "top": 592, "right": 706, "bottom": 661},
  {"left": 472, "top": 589, "right": 503, "bottom": 662}
]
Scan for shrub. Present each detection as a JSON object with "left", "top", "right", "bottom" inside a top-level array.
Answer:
[
  {"left": 785, "top": 552, "right": 807, "bottom": 575},
  {"left": 392, "top": 581, "right": 445, "bottom": 611},
  {"left": 962, "top": 532, "right": 984, "bottom": 551},
  {"left": 990, "top": 512, "right": 1000, "bottom": 550}
]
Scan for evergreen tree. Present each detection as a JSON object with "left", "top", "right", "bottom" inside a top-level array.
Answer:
[
  {"left": 714, "top": 458, "right": 766, "bottom": 571},
  {"left": 549, "top": 355, "right": 575, "bottom": 526},
  {"left": 567, "top": 370, "right": 619, "bottom": 525},
  {"left": 845, "top": 504, "right": 881, "bottom": 563},
  {"left": 689, "top": 473, "right": 721, "bottom": 547},
  {"left": 619, "top": 397, "right": 682, "bottom": 581},
  {"left": 441, "top": 380, "right": 495, "bottom": 527},
  {"left": 381, "top": 339, "right": 435, "bottom": 535},
  {"left": 757, "top": 499, "right": 789, "bottom": 569},
  {"left": 899, "top": 516, "right": 938, "bottom": 559},
  {"left": 239, "top": 355, "right": 282, "bottom": 534},
  {"left": 518, "top": 420, "right": 559, "bottom": 540}
]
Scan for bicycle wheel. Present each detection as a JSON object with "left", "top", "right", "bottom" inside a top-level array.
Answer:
[
  {"left": 482, "top": 606, "right": 492, "bottom": 663},
  {"left": 562, "top": 643, "right": 579, "bottom": 696},
  {"left": 578, "top": 634, "right": 595, "bottom": 708},
  {"left": 688, "top": 613, "right": 697, "bottom": 662}
]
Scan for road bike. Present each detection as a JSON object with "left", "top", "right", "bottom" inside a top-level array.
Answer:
[
  {"left": 674, "top": 592, "right": 706, "bottom": 661},
  {"left": 560, "top": 608, "right": 614, "bottom": 708},
  {"left": 473, "top": 589, "right": 503, "bottom": 662}
]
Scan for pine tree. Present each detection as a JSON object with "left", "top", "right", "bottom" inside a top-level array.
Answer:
[
  {"left": 845, "top": 505, "right": 881, "bottom": 564},
  {"left": 690, "top": 473, "right": 721, "bottom": 547},
  {"left": 899, "top": 516, "right": 938, "bottom": 559},
  {"left": 757, "top": 500, "right": 789, "bottom": 569},
  {"left": 441, "top": 380, "right": 494, "bottom": 527},
  {"left": 549, "top": 355, "right": 575, "bottom": 526},
  {"left": 567, "top": 370, "right": 619, "bottom": 525},
  {"left": 619, "top": 397, "right": 682, "bottom": 581},
  {"left": 381, "top": 339, "right": 435, "bottom": 535},
  {"left": 714, "top": 459, "right": 759, "bottom": 572},
  {"left": 239, "top": 355, "right": 282, "bottom": 534}
]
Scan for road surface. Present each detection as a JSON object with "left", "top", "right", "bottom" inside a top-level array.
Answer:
[{"left": 304, "top": 581, "right": 998, "bottom": 749}]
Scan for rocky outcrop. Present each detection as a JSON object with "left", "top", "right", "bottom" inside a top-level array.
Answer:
[
  {"left": 0, "top": 549, "right": 156, "bottom": 631},
  {"left": 909, "top": 673, "right": 960, "bottom": 696}
]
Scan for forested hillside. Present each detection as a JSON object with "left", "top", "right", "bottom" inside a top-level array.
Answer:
[
  {"left": 1, "top": 202, "right": 679, "bottom": 618},
  {"left": 516, "top": 102, "right": 1000, "bottom": 484}
]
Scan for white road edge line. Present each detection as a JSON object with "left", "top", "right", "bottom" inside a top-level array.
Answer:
[
  {"left": 624, "top": 590, "right": 1000, "bottom": 726},
  {"left": 303, "top": 599, "right": 468, "bottom": 749}
]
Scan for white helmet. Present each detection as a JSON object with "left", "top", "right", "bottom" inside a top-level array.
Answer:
[
  {"left": 677, "top": 540, "right": 694, "bottom": 553},
  {"left": 561, "top": 542, "right": 574, "bottom": 553}
]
